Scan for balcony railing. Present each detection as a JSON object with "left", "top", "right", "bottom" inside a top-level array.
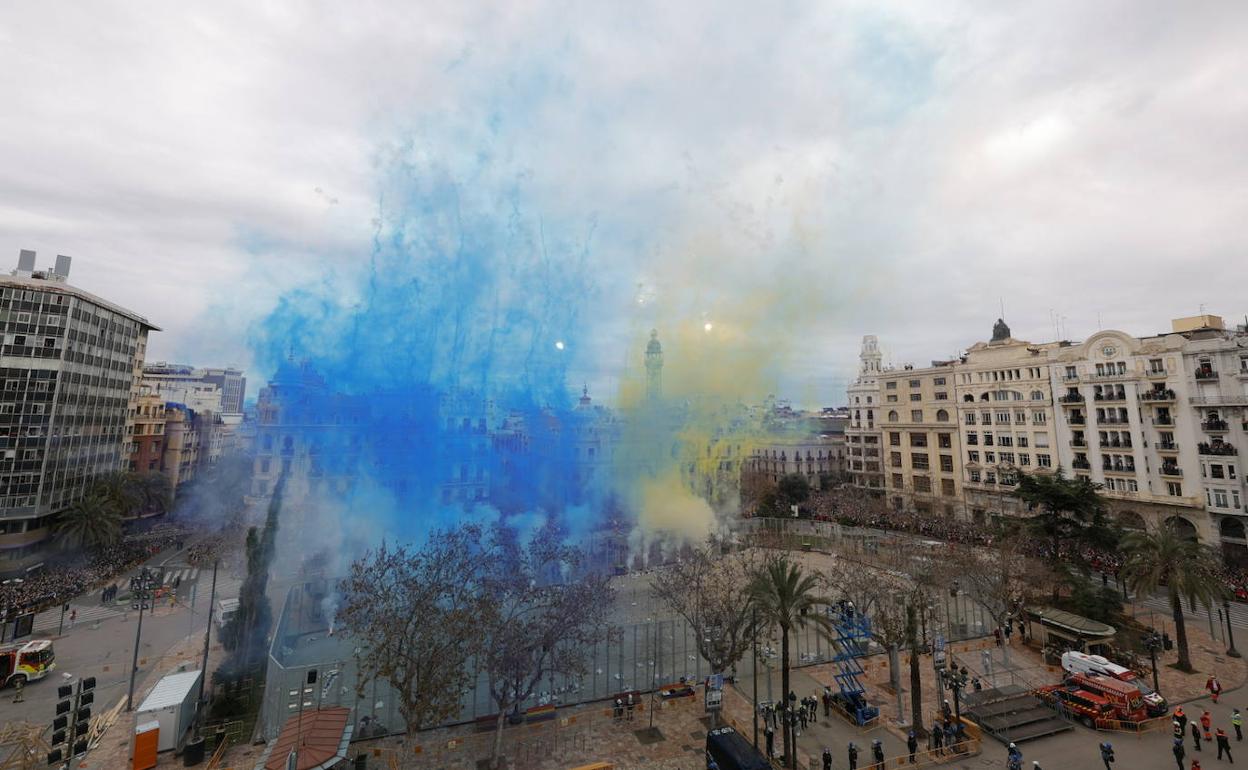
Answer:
[
  {"left": 1072, "top": 459, "right": 1091, "bottom": 470},
  {"left": 1189, "top": 395, "right": 1248, "bottom": 406},
  {"left": 1103, "top": 464, "right": 1136, "bottom": 474},
  {"left": 1146, "top": 368, "right": 1168, "bottom": 378},
  {"left": 1198, "top": 442, "right": 1238, "bottom": 456},
  {"left": 1070, "top": 438, "right": 1087, "bottom": 447},
  {"left": 1154, "top": 415, "right": 1174, "bottom": 425},
  {"left": 1062, "top": 374, "right": 1081, "bottom": 382},
  {"left": 1100, "top": 440, "right": 1133, "bottom": 449},
  {"left": 1094, "top": 392, "right": 1127, "bottom": 402},
  {"left": 1059, "top": 394, "right": 1085, "bottom": 403},
  {"left": 1160, "top": 465, "right": 1183, "bottom": 477},
  {"left": 1069, "top": 416, "right": 1087, "bottom": 425},
  {"left": 1196, "top": 369, "right": 1219, "bottom": 380},
  {"left": 1203, "top": 420, "right": 1230, "bottom": 432},
  {"left": 1156, "top": 442, "right": 1179, "bottom": 452},
  {"left": 1140, "top": 389, "right": 1177, "bottom": 402},
  {"left": 1098, "top": 416, "right": 1128, "bottom": 424}
]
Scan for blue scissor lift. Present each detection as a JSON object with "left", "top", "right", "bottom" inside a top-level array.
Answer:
[{"left": 828, "top": 603, "right": 880, "bottom": 726}]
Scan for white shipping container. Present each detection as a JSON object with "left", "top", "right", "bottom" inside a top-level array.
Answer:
[{"left": 135, "top": 669, "right": 202, "bottom": 752}]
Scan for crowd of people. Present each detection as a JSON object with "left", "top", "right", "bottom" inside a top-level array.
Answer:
[
  {"left": 0, "top": 523, "right": 192, "bottom": 617},
  {"left": 791, "top": 489, "right": 1248, "bottom": 600}
]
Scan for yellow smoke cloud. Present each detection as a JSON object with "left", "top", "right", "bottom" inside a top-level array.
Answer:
[{"left": 635, "top": 470, "right": 716, "bottom": 542}]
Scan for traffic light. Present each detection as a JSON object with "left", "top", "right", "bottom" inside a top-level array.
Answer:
[
  {"left": 46, "top": 748, "right": 62, "bottom": 765},
  {"left": 55, "top": 699, "right": 71, "bottom": 716},
  {"left": 75, "top": 706, "right": 91, "bottom": 723},
  {"left": 52, "top": 729, "right": 66, "bottom": 746},
  {"left": 80, "top": 676, "right": 95, "bottom": 692},
  {"left": 57, "top": 684, "right": 72, "bottom": 699},
  {"left": 53, "top": 715, "right": 68, "bottom": 732},
  {"left": 72, "top": 739, "right": 87, "bottom": 756},
  {"left": 79, "top": 691, "right": 93, "bottom": 707},
  {"left": 307, "top": 669, "right": 318, "bottom": 685},
  {"left": 74, "top": 720, "right": 90, "bottom": 738}
]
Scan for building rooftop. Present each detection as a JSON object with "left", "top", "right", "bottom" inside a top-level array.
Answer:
[{"left": 1, "top": 271, "right": 159, "bottom": 331}]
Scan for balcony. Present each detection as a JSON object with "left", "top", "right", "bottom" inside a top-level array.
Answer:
[
  {"left": 1198, "top": 442, "right": 1238, "bottom": 456},
  {"left": 1146, "top": 368, "right": 1168, "bottom": 379},
  {"left": 1154, "top": 415, "right": 1174, "bottom": 426},
  {"left": 1069, "top": 415, "right": 1087, "bottom": 425},
  {"left": 1156, "top": 442, "right": 1179, "bottom": 452},
  {"left": 1103, "top": 464, "right": 1136, "bottom": 474},
  {"left": 1196, "top": 369, "right": 1219, "bottom": 380},
  {"left": 1094, "top": 392, "right": 1127, "bottom": 402},
  {"left": 1059, "top": 394, "right": 1085, "bottom": 404},
  {"left": 1140, "top": 389, "right": 1176, "bottom": 402},
  {"left": 1062, "top": 373, "right": 1081, "bottom": 382},
  {"left": 1070, "top": 438, "right": 1087, "bottom": 448},
  {"left": 1160, "top": 465, "right": 1183, "bottom": 477},
  {"left": 1098, "top": 416, "right": 1128, "bottom": 425},
  {"left": 1099, "top": 440, "right": 1133, "bottom": 449},
  {"left": 1203, "top": 419, "right": 1230, "bottom": 433},
  {"left": 1189, "top": 395, "right": 1248, "bottom": 406},
  {"left": 1072, "top": 459, "right": 1091, "bottom": 470}
]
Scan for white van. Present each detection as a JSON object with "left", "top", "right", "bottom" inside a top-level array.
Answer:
[
  {"left": 1061, "top": 651, "right": 1167, "bottom": 716},
  {"left": 216, "top": 598, "right": 239, "bottom": 629}
]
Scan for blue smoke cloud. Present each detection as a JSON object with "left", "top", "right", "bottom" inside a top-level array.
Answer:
[{"left": 248, "top": 134, "right": 614, "bottom": 545}]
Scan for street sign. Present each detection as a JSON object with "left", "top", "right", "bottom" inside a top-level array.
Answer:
[
  {"left": 705, "top": 688, "right": 723, "bottom": 712},
  {"left": 933, "top": 634, "right": 947, "bottom": 670}
]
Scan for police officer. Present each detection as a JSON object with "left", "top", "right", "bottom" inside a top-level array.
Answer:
[
  {"left": 1174, "top": 736, "right": 1187, "bottom": 770},
  {"left": 823, "top": 747, "right": 833, "bottom": 770},
  {"left": 932, "top": 722, "right": 944, "bottom": 755},
  {"left": 871, "top": 739, "right": 884, "bottom": 770},
  {"left": 765, "top": 724, "right": 775, "bottom": 759},
  {"left": 1007, "top": 742, "right": 1023, "bottom": 770},
  {"left": 1235, "top": 709, "right": 1244, "bottom": 742},
  {"left": 907, "top": 730, "right": 918, "bottom": 763},
  {"left": 1216, "top": 728, "right": 1233, "bottom": 762},
  {"left": 848, "top": 741, "right": 859, "bottom": 770},
  {"left": 1193, "top": 721, "right": 1203, "bottom": 752}
]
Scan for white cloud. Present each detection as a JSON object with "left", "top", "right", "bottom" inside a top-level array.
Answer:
[{"left": 1, "top": 0, "right": 1246, "bottom": 403}]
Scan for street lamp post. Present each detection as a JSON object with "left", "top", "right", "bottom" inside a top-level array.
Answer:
[
  {"left": 126, "top": 567, "right": 158, "bottom": 712},
  {"left": 939, "top": 666, "right": 968, "bottom": 721},
  {"left": 1225, "top": 599, "right": 1241, "bottom": 658},
  {"left": 1143, "top": 629, "right": 1163, "bottom": 696}
]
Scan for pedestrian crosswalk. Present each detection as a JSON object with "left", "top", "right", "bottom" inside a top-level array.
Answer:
[
  {"left": 157, "top": 567, "right": 200, "bottom": 586},
  {"left": 31, "top": 602, "right": 122, "bottom": 634},
  {"left": 1133, "top": 594, "right": 1248, "bottom": 633}
]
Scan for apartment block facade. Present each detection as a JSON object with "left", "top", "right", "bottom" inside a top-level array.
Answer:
[
  {"left": 848, "top": 315, "right": 1248, "bottom": 559},
  {"left": 879, "top": 363, "right": 964, "bottom": 517},
  {"left": 1, "top": 251, "right": 157, "bottom": 573}
]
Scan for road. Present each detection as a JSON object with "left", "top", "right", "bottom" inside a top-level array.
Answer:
[{"left": 0, "top": 547, "right": 242, "bottom": 732}]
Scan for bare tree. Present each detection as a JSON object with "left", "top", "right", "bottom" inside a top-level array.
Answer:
[
  {"left": 944, "top": 535, "right": 1037, "bottom": 664},
  {"left": 650, "top": 540, "right": 758, "bottom": 681},
  {"left": 336, "top": 528, "right": 483, "bottom": 734},
  {"left": 476, "top": 523, "right": 615, "bottom": 770}
]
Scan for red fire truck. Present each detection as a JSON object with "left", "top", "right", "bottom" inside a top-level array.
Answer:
[
  {"left": 1035, "top": 684, "right": 1116, "bottom": 727},
  {"left": 1038, "top": 671, "right": 1148, "bottom": 727},
  {"left": 0, "top": 639, "right": 56, "bottom": 688}
]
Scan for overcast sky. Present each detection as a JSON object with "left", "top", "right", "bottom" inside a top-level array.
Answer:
[{"left": 3, "top": 1, "right": 1246, "bottom": 406}]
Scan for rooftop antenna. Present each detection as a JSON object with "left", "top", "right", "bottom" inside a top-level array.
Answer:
[
  {"left": 1097, "top": 312, "right": 1102, "bottom": 330},
  {"left": 1000, "top": 297, "right": 1005, "bottom": 321}
]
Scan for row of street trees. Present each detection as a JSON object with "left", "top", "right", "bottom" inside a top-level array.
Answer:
[
  {"left": 53, "top": 470, "right": 172, "bottom": 550},
  {"left": 337, "top": 521, "right": 614, "bottom": 770}
]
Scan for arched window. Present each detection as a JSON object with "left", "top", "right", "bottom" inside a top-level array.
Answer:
[
  {"left": 936, "top": 409, "right": 949, "bottom": 422},
  {"left": 1222, "top": 518, "right": 1247, "bottom": 541},
  {"left": 963, "top": 394, "right": 975, "bottom": 403},
  {"left": 1031, "top": 390, "right": 1043, "bottom": 401},
  {"left": 888, "top": 410, "right": 899, "bottom": 422}
]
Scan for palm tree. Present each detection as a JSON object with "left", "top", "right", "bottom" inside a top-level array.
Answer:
[
  {"left": 1120, "top": 522, "right": 1225, "bottom": 672},
  {"left": 94, "top": 471, "right": 142, "bottom": 519},
  {"left": 135, "top": 472, "right": 173, "bottom": 516},
  {"left": 747, "top": 556, "right": 832, "bottom": 769},
  {"left": 54, "top": 490, "right": 123, "bottom": 551}
]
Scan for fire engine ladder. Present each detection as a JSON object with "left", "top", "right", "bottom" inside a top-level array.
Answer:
[{"left": 829, "top": 607, "right": 880, "bottom": 726}]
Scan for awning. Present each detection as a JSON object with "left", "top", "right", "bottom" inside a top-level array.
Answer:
[
  {"left": 255, "top": 707, "right": 353, "bottom": 770},
  {"left": 1026, "top": 606, "right": 1116, "bottom": 638}
]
